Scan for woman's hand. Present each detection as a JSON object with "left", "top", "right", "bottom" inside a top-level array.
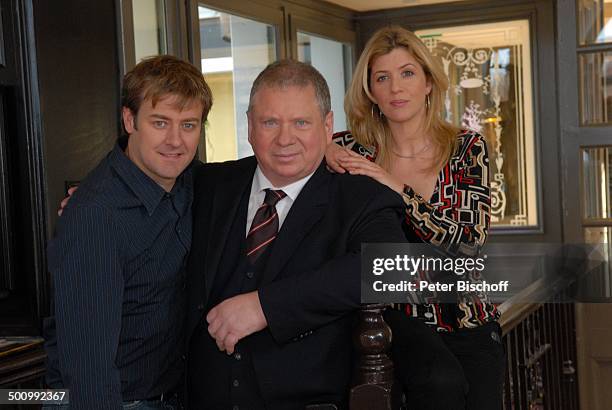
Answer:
[
  {"left": 339, "top": 153, "right": 404, "bottom": 194},
  {"left": 324, "top": 143, "right": 352, "bottom": 173},
  {"left": 58, "top": 186, "right": 79, "bottom": 216}
]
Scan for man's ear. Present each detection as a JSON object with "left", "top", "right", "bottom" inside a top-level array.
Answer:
[
  {"left": 324, "top": 111, "right": 334, "bottom": 144},
  {"left": 246, "top": 111, "right": 253, "bottom": 145},
  {"left": 122, "top": 107, "right": 137, "bottom": 134}
]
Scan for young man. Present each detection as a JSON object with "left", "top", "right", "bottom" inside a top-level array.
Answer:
[{"left": 44, "top": 55, "right": 212, "bottom": 410}]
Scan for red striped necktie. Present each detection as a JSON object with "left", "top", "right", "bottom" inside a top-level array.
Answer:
[{"left": 246, "top": 189, "right": 287, "bottom": 263}]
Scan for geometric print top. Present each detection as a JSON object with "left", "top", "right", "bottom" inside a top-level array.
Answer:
[{"left": 332, "top": 129, "right": 500, "bottom": 332}]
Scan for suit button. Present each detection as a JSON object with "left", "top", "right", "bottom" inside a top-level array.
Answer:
[
  {"left": 197, "top": 303, "right": 204, "bottom": 311},
  {"left": 234, "top": 352, "right": 242, "bottom": 360},
  {"left": 181, "top": 354, "right": 186, "bottom": 361},
  {"left": 233, "top": 406, "right": 239, "bottom": 410},
  {"left": 233, "top": 379, "right": 240, "bottom": 387},
  {"left": 246, "top": 271, "right": 254, "bottom": 279}
]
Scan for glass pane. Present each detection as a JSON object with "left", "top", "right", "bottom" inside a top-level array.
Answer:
[
  {"left": 297, "top": 32, "right": 353, "bottom": 132},
  {"left": 578, "top": 0, "right": 612, "bottom": 45},
  {"left": 585, "top": 227, "right": 612, "bottom": 243},
  {"left": 579, "top": 52, "right": 612, "bottom": 124},
  {"left": 416, "top": 20, "right": 538, "bottom": 228},
  {"left": 133, "top": 0, "right": 167, "bottom": 62},
  {"left": 583, "top": 147, "right": 612, "bottom": 219},
  {"left": 583, "top": 227, "right": 612, "bottom": 298},
  {"left": 198, "top": 5, "right": 277, "bottom": 162}
]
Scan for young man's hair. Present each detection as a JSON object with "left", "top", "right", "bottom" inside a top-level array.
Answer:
[{"left": 121, "top": 55, "right": 213, "bottom": 132}]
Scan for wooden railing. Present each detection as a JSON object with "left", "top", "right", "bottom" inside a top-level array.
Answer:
[
  {"left": 351, "top": 289, "right": 579, "bottom": 409},
  {"left": 499, "top": 292, "right": 579, "bottom": 410},
  {"left": 349, "top": 304, "right": 400, "bottom": 410}
]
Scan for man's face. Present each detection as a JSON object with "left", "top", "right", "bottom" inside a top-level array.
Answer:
[
  {"left": 247, "top": 85, "right": 333, "bottom": 187},
  {"left": 123, "top": 95, "right": 203, "bottom": 191}
]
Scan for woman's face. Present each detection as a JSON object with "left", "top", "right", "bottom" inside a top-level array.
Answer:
[{"left": 369, "top": 47, "right": 432, "bottom": 126}]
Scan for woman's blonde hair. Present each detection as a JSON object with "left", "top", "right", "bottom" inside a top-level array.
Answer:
[{"left": 345, "top": 25, "right": 459, "bottom": 171}]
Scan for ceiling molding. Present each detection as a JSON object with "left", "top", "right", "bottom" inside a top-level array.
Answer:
[{"left": 322, "top": 0, "right": 471, "bottom": 12}]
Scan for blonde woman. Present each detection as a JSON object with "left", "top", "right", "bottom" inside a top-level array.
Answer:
[{"left": 326, "top": 26, "right": 504, "bottom": 410}]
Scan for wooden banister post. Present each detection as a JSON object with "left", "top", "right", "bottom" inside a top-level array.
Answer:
[{"left": 350, "top": 303, "right": 400, "bottom": 410}]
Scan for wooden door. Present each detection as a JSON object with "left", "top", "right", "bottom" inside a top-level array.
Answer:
[{"left": 575, "top": 303, "right": 612, "bottom": 410}]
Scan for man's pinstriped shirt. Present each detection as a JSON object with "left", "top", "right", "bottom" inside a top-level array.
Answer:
[{"left": 44, "top": 137, "right": 193, "bottom": 409}]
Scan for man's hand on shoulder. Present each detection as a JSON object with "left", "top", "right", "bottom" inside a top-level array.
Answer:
[{"left": 206, "top": 291, "right": 268, "bottom": 354}]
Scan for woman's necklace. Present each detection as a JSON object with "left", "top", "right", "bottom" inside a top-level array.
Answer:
[{"left": 391, "top": 143, "right": 431, "bottom": 159}]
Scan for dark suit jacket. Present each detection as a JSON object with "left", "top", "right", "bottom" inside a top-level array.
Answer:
[{"left": 186, "top": 156, "right": 406, "bottom": 408}]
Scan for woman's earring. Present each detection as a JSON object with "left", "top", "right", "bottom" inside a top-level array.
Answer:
[
  {"left": 371, "top": 104, "right": 384, "bottom": 120},
  {"left": 426, "top": 94, "right": 431, "bottom": 110}
]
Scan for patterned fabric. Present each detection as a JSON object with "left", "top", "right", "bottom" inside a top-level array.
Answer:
[
  {"left": 332, "top": 129, "right": 500, "bottom": 331},
  {"left": 246, "top": 189, "right": 286, "bottom": 262},
  {"left": 332, "top": 130, "right": 377, "bottom": 161}
]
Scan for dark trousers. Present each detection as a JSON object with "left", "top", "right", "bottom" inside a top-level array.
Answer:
[{"left": 385, "top": 311, "right": 505, "bottom": 410}]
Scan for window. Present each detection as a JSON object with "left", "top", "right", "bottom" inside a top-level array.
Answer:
[
  {"left": 120, "top": 1, "right": 356, "bottom": 161},
  {"left": 416, "top": 20, "right": 538, "bottom": 228},
  {"left": 578, "top": 0, "right": 612, "bottom": 124},
  {"left": 578, "top": 2, "right": 612, "bottom": 282},
  {"left": 297, "top": 31, "right": 353, "bottom": 132},
  {"left": 582, "top": 146, "right": 611, "bottom": 220},
  {"left": 578, "top": 0, "right": 612, "bottom": 45},
  {"left": 192, "top": 2, "right": 355, "bottom": 161},
  {"left": 198, "top": 5, "right": 278, "bottom": 162},
  {"left": 582, "top": 147, "right": 612, "bottom": 297},
  {"left": 133, "top": 0, "right": 168, "bottom": 62}
]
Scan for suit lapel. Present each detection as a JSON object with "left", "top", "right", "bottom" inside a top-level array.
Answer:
[
  {"left": 204, "top": 157, "right": 256, "bottom": 299},
  {"left": 262, "top": 162, "right": 330, "bottom": 284}
]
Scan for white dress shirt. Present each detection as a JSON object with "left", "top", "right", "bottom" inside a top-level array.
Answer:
[{"left": 246, "top": 166, "right": 315, "bottom": 236}]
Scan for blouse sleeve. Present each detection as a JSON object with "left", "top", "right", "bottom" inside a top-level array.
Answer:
[
  {"left": 332, "top": 131, "right": 377, "bottom": 162},
  {"left": 401, "top": 133, "right": 490, "bottom": 257}
]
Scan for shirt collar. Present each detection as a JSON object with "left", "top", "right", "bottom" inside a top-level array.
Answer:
[
  {"left": 109, "top": 137, "right": 192, "bottom": 216},
  {"left": 252, "top": 166, "right": 314, "bottom": 201}
]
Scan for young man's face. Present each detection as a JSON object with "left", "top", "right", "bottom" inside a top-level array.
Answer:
[
  {"left": 247, "top": 85, "right": 333, "bottom": 187},
  {"left": 122, "top": 95, "right": 203, "bottom": 191}
]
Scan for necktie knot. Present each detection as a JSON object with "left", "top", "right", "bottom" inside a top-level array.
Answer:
[{"left": 263, "top": 189, "right": 286, "bottom": 207}]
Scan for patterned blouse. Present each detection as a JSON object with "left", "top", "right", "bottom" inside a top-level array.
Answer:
[{"left": 333, "top": 129, "right": 500, "bottom": 332}]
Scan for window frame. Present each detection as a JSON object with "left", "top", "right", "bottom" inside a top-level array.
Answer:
[
  {"left": 557, "top": 0, "right": 612, "bottom": 243},
  {"left": 116, "top": 0, "right": 189, "bottom": 76},
  {"left": 187, "top": 0, "right": 286, "bottom": 66},
  {"left": 185, "top": 0, "right": 356, "bottom": 161}
]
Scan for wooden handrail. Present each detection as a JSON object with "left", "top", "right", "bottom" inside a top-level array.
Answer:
[{"left": 498, "top": 278, "right": 549, "bottom": 335}]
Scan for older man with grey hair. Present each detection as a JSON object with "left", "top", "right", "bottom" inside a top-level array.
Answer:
[{"left": 185, "top": 60, "right": 406, "bottom": 409}]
